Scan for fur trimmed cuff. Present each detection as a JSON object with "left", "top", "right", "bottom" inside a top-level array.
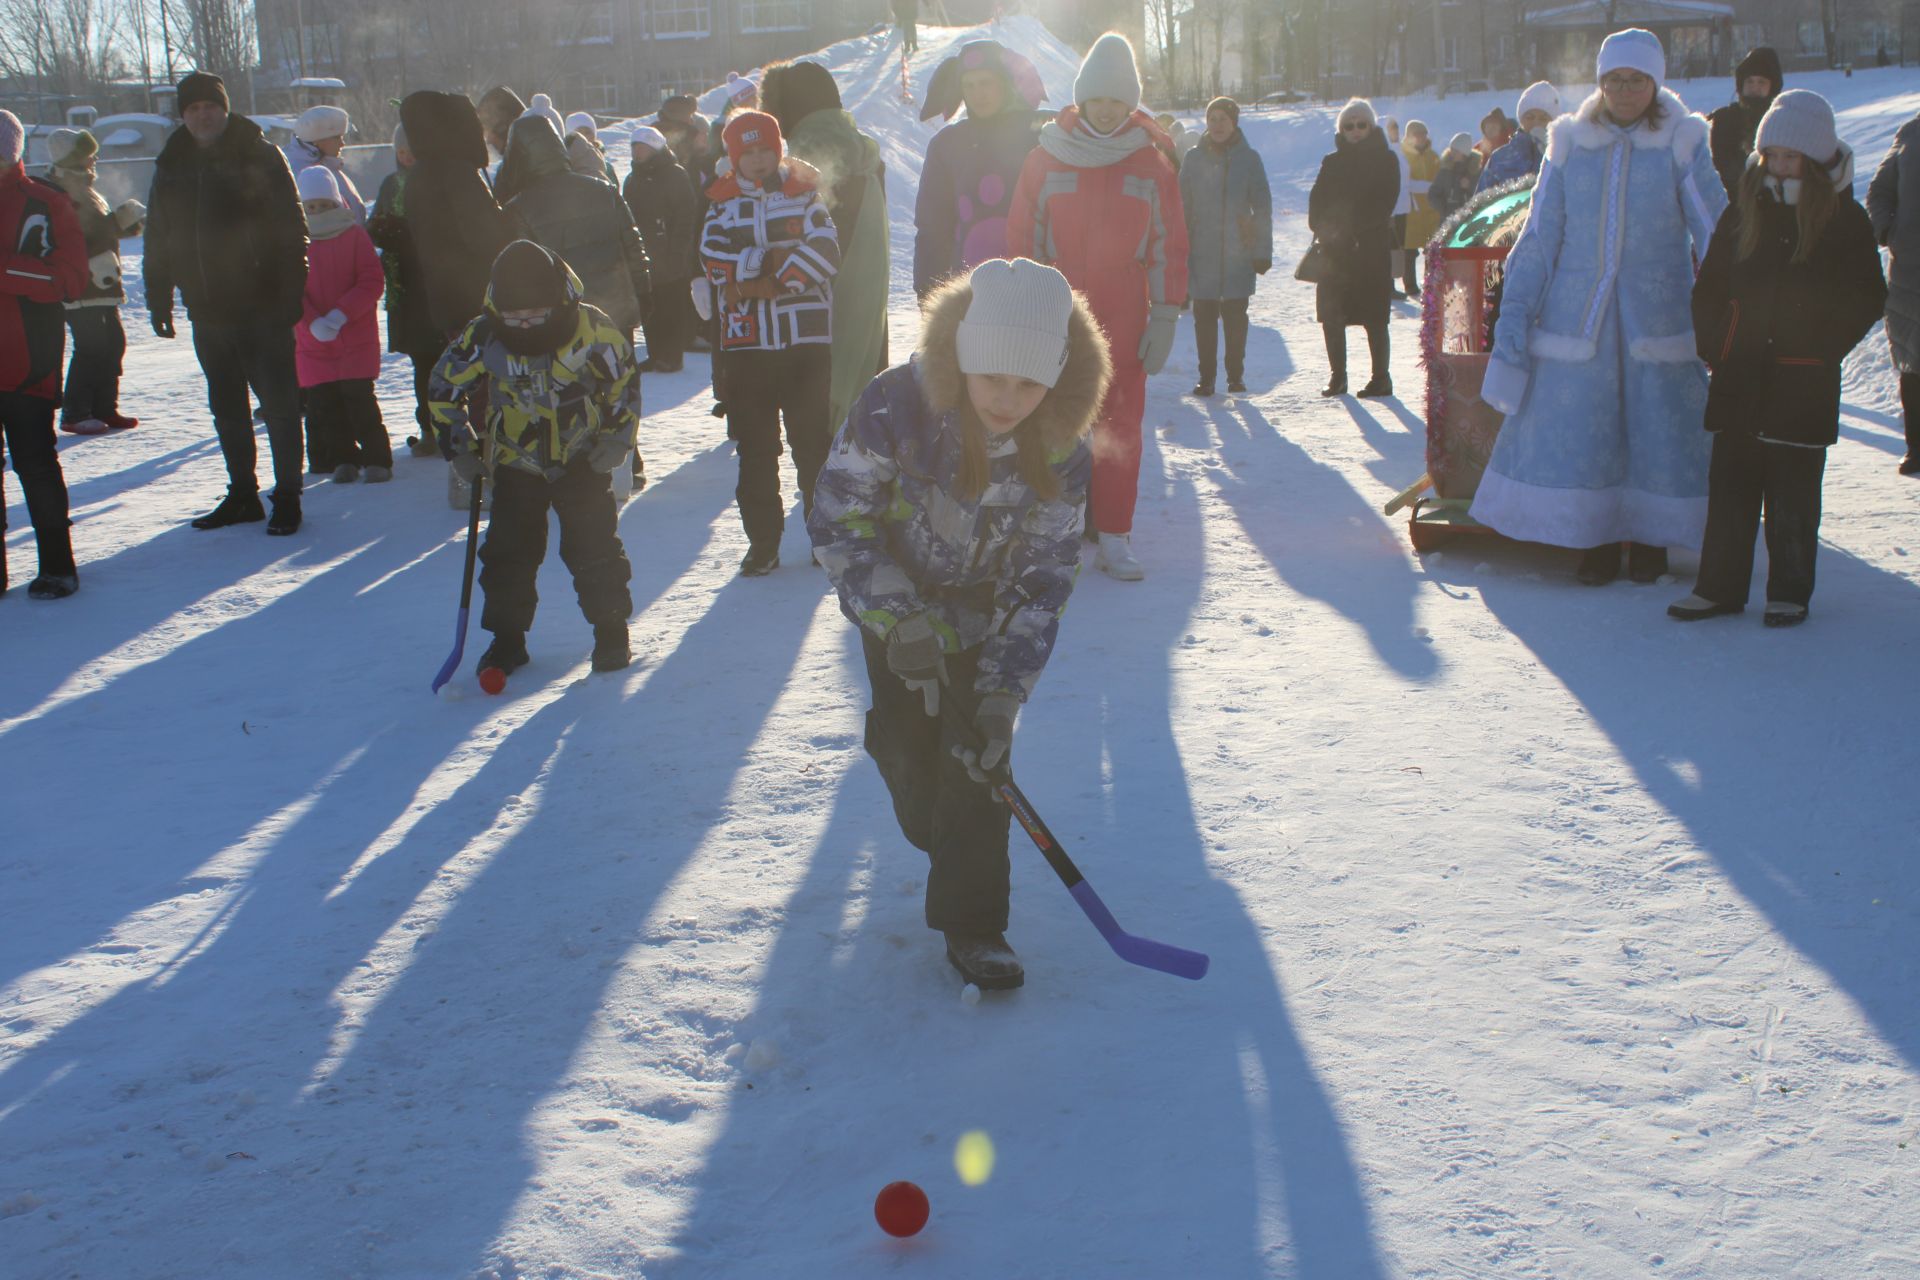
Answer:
[{"left": 1481, "top": 355, "right": 1530, "bottom": 415}]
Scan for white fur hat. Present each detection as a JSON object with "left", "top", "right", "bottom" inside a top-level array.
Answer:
[
  {"left": 296, "top": 165, "right": 341, "bottom": 203},
  {"left": 1515, "top": 81, "right": 1562, "bottom": 119},
  {"left": 1755, "top": 89, "right": 1839, "bottom": 164},
  {"left": 565, "top": 111, "right": 597, "bottom": 138},
  {"left": 295, "top": 105, "right": 349, "bottom": 143},
  {"left": 1596, "top": 28, "right": 1665, "bottom": 83},
  {"left": 630, "top": 125, "right": 669, "bottom": 154},
  {"left": 956, "top": 258, "right": 1075, "bottom": 389}
]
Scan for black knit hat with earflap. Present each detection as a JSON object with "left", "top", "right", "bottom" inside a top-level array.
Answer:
[{"left": 487, "top": 241, "right": 578, "bottom": 354}]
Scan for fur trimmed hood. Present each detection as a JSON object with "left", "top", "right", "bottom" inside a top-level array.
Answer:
[
  {"left": 1549, "top": 87, "right": 1708, "bottom": 166},
  {"left": 916, "top": 276, "right": 1113, "bottom": 456}
]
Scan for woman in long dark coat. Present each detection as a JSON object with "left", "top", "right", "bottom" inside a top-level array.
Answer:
[{"left": 1307, "top": 98, "right": 1399, "bottom": 398}]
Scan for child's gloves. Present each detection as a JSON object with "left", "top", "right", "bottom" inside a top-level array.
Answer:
[
  {"left": 586, "top": 433, "right": 631, "bottom": 474},
  {"left": 1138, "top": 302, "right": 1182, "bottom": 374},
  {"left": 886, "top": 612, "right": 946, "bottom": 716},
  {"left": 112, "top": 199, "right": 146, "bottom": 232},
  {"left": 309, "top": 309, "right": 348, "bottom": 343},
  {"left": 951, "top": 693, "right": 1020, "bottom": 784}
]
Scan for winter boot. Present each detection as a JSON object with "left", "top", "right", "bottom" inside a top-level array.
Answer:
[
  {"left": 739, "top": 544, "right": 780, "bottom": 577},
  {"left": 1900, "top": 454, "right": 1920, "bottom": 476},
  {"left": 1763, "top": 602, "right": 1809, "bottom": 628},
  {"left": 1627, "top": 543, "right": 1667, "bottom": 583},
  {"left": 1096, "top": 532, "right": 1144, "bottom": 581},
  {"left": 1668, "top": 594, "right": 1742, "bottom": 621},
  {"left": 591, "top": 621, "right": 632, "bottom": 672},
  {"left": 1227, "top": 378, "right": 1248, "bottom": 394},
  {"left": 945, "top": 932, "right": 1024, "bottom": 991},
  {"left": 477, "top": 631, "right": 531, "bottom": 677},
  {"left": 101, "top": 412, "right": 139, "bottom": 431},
  {"left": 332, "top": 463, "right": 361, "bottom": 484},
  {"left": 1190, "top": 381, "right": 1215, "bottom": 398},
  {"left": 1575, "top": 543, "right": 1621, "bottom": 586},
  {"left": 1320, "top": 375, "right": 1347, "bottom": 397},
  {"left": 362, "top": 465, "right": 392, "bottom": 483},
  {"left": 190, "top": 490, "right": 266, "bottom": 530},
  {"left": 27, "top": 572, "right": 79, "bottom": 600},
  {"left": 266, "top": 495, "right": 302, "bottom": 537},
  {"left": 1357, "top": 374, "right": 1394, "bottom": 398}
]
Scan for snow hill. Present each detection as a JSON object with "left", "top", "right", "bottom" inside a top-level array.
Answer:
[{"left": 4, "top": 19, "right": 1917, "bottom": 1279}]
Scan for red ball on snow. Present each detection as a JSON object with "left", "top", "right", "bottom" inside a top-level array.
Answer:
[
  {"left": 477, "top": 666, "right": 507, "bottom": 695},
  {"left": 874, "top": 1180, "right": 930, "bottom": 1237}
]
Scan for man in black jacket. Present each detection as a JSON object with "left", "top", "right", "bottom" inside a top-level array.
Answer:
[
  {"left": 623, "top": 126, "right": 697, "bottom": 372},
  {"left": 145, "top": 71, "right": 310, "bottom": 534},
  {"left": 1708, "top": 48, "right": 1783, "bottom": 199},
  {"left": 500, "top": 115, "right": 650, "bottom": 338}
]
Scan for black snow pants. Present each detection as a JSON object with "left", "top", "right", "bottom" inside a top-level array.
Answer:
[
  {"left": 479, "top": 460, "right": 633, "bottom": 636},
  {"left": 190, "top": 318, "right": 304, "bottom": 502},
  {"left": 305, "top": 378, "right": 392, "bottom": 470},
  {"left": 0, "top": 391, "right": 75, "bottom": 586},
  {"left": 723, "top": 344, "right": 831, "bottom": 554},
  {"left": 62, "top": 307, "right": 125, "bottom": 422},
  {"left": 1694, "top": 432, "right": 1826, "bottom": 609},
  {"left": 861, "top": 633, "right": 1014, "bottom": 935}
]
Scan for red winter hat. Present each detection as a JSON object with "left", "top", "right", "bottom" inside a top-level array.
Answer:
[{"left": 722, "top": 110, "right": 782, "bottom": 171}]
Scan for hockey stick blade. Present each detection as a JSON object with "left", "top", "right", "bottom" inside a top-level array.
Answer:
[
  {"left": 1068, "top": 880, "right": 1210, "bottom": 980},
  {"left": 429, "top": 604, "right": 470, "bottom": 694}
]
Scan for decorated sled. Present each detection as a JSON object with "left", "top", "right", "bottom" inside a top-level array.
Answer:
[{"left": 1384, "top": 180, "right": 1536, "bottom": 551}]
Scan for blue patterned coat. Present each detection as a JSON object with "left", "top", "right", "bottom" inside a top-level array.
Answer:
[
  {"left": 808, "top": 280, "right": 1111, "bottom": 700},
  {"left": 1472, "top": 89, "right": 1728, "bottom": 550}
]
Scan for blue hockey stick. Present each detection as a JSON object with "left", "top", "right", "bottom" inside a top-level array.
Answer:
[{"left": 430, "top": 474, "right": 484, "bottom": 694}]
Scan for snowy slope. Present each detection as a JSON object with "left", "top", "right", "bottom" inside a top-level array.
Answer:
[{"left": 3, "top": 22, "right": 1918, "bottom": 1280}]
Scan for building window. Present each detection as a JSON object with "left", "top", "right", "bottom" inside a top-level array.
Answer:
[
  {"left": 1441, "top": 36, "right": 1459, "bottom": 70},
  {"left": 1383, "top": 41, "right": 1400, "bottom": 76},
  {"left": 641, "top": 0, "right": 711, "bottom": 40},
  {"left": 1731, "top": 23, "right": 1765, "bottom": 52},
  {"left": 575, "top": 81, "right": 619, "bottom": 111},
  {"left": 652, "top": 66, "right": 718, "bottom": 99},
  {"left": 561, "top": 2, "right": 616, "bottom": 45},
  {"left": 1492, "top": 34, "right": 1514, "bottom": 66},
  {"left": 739, "top": 0, "right": 809, "bottom": 33},
  {"left": 1798, "top": 21, "right": 1826, "bottom": 55}
]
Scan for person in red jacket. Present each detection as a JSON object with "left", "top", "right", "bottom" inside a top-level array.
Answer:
[
  {"left": 1008, "top": 32, "right": 1187, "bottom": 582},
  {"left": 295, "top": 166, "right": 390, "bottom": 483},
  {"left": 0, "top": 110, "right": 88, "bottom": 599}
]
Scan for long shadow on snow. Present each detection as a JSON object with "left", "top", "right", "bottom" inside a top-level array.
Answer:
[
  {"left": 1209, "top": 398, "right": 1439, "bottom": 682},
  {"left": 1454, "top": 540, "right": 1920, "bottom": 1071},
  {"left": 653, "top": 437, "right": 1390, "bottom": 1276},
  {"left": 0, "top": 566, "right": 823, "bottom": 1279}
]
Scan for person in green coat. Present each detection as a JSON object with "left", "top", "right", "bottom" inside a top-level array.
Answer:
[{"left": 762, "top": 59, "right": 890, "bottom": 436}]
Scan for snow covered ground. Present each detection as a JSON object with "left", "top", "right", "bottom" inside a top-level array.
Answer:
[{"left": 4, "top": 20, "right": 1918, "bottom": 1279}]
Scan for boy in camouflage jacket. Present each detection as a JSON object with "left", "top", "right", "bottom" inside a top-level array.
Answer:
[
  {"left": 431, "top": 240, "right": 640, "bottom": 675},
  {"left": 808, "top": 259, "right": 1111, "bottom": 991}
]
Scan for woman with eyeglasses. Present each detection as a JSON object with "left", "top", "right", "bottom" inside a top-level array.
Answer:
[
  {"left": 1470, "top": 29, "right": 1728, "bottom": 586},
  {"left": 1307, "top": 98, "right": 1400, "bottom": 398}
]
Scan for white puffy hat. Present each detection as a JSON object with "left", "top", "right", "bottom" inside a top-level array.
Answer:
[
  {"left": 1515, "top": 81, "right": 1562, "bottom": 119},
  {"left": 956, "top": 258, "right": 1075, "bottom": 389},
  {"left": 630, "top": 125, "right": 669, "bottom": 153},
  {"left": 294, "top": 104, "right": 349, "bottom": 143},
  {"left": 296, "top": 165, "right": 341, "bottom": 203},
  {"left": 1596, "top": 28, "right": 1665, "bottom": 83},
  {"left": 566, "top": 111, "right": 597, "bottom": 137},
  {"left": 1755, "top": 89, "right": 1840, "bottom": 164}
]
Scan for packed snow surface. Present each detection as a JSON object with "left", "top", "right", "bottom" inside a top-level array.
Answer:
[{"left": 4, "top": 19, "right": 1917, "bottom": 1279}]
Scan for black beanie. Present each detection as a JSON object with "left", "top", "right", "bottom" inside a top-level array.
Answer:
[
  {"left": 178, "top": 71, "right": 229, "bottom": 113},
  {"left": 490, "top": 241, "right": 567, "bottom": 312}
]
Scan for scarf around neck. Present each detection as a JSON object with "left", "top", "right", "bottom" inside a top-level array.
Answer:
[
  {"left": 1038, "top": 108, "right": 1158, "bottom": 169},
  {"left": 307, "top": 202, "right": 357, "bottom": 240}
]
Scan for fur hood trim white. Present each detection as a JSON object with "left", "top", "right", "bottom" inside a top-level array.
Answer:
[{"left": 1548, "top": 88, "right": 1707, "bottom": 166}]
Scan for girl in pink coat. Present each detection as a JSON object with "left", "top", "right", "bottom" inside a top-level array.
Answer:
[
  {"left": 1008, "top": 32, "right": 1187, "bottom": 581},
  {"left": 296, "top": 166, "right": 390, "bottom": 482}
]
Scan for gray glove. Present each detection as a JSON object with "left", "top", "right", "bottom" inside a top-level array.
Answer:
[
  {"left": 1137, "top": 302, "right": 1182, "bottom": 375},
  {"left": 587, "top": 432, "right": 631, "bottom": 474},
  {"left": 952, "top": 693, "right": 1019, "bottom": 784},
  {"left": 885, "top": 612, "right": 946, "bottom": 716},
  {"left": 450, "top": 449, "right": 485, "bottom": 483}
]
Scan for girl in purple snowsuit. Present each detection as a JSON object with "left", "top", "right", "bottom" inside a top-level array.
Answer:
[{"left": 912, "top": 40, "right": 1049, "bottom": 301}]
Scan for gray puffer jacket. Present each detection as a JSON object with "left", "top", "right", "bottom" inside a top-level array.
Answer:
[
  {"left": 1179, "top": 129, "right": 1272, "bottom": 301},
  {"left": 1868, "top": 111, "right": 1920, "bottom": 372}
]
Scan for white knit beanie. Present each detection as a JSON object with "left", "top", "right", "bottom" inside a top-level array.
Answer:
[
  {"left": 1447, "top": 131, "right": 1474, "bottom": 154},
  {"left": 525, "top": 93, "right": 567, "bottom": 139},
  {"left": 956, "top": 258, "right": 1075, "bottom": 389},
  {"left": 1596, "top": 29, "right": 1665, "bottom": 83},
  {"left": 630, "top": 125, "right": 669, "bottom": 154},
  {"left": 295, "top": 105, "right": 349, "bottom": 143},
  {"left": 1337, "top": 98, "right": 1377, "bottom": 129},
  {"left": 296, "top": 165, "right": 341, "bottom": 204},
  {"left": 1515, "top": 81, "right": 1562, "bottom": 119},
  {"left": 726, "top": 71, "right": 758, "bottom": 104},
  {"left": 566, "top": 111, "right": 597, "bottom": 139},
  {"left": 1755, "top": 89, "right": 1839, "bottom": 164},
  {"left": 1073, "top": 33, "right": 1141, "bottom": 111},
  {"left": 0, "top": 110, "right": 22, "bottom": 167}
]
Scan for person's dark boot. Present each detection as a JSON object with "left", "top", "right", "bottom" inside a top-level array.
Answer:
[
  {"left": 1900, "top": 454, "right": 1920, "bottom": 476},
  {"left": 1320, "top": 374, "right": 1347, "bottom": 397},
  {"left": 1190, "top": 381, "right": 1215, "bottom": 398},
  {"left": 1668, "top": 594, "right": 1742, "bottom": 621},
  {"left": 1357, "top": 375, "right": 1394, "bottom": 398},
  {"left": 1576, "top": 543, "right": 1622, "bottom": 586},
  {"left": 739, "top": 544, "right": 779, "bottom": 577},
  {"left": 1227, "top": 377, "right": 1248, "bottom": 394},
  {"left": 591, "top": 621, "right": 632, "bottom": 672},
  {"left": 266, "top": 495, "right": 302, "bottom": 536},
  {"left": 945, "top": 932, "right": 1024, "bottom": 990},
  {"left": 1627, "top": 543, "right": 1668, "bottom": 584},
  {"left": 477, "top": 631, "right": 530, "bottom": 676},
  {"left": 190, "top": 490, "right": 266, "bottom": 530},
  {"left": 27, "top": 572, "right": 79, "bottom": 600}
]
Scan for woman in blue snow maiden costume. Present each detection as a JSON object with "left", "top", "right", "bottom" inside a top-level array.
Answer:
[{"left": 1472, "top": 29, "right": 1728, "bottom": 586}]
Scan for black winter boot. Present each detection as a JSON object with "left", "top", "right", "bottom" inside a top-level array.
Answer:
[
  {"left": 477, "top": 631, "right": 530, "bottom": 676},
  {"left": 190, "top": 491, "right": 266, "bottom": 530},
  {"left": 1627, "top": 543, "right": 1668, "bottom": 584},
  {"left": 945, "top": 932, "right": 1024, "bottom": 990},
  {"left": 27, "top": 572, "right": 79, "bottom": 600},
  {"left": 1576, "top": 543, "right": 1622, "bottom": 586},
  {"left": 266, "top": 495, "right": 302, "bottom": 536},
  {"left": 739, "top": 545, "right": 779, "bottom": 577},
  {"left": 1357, "top": 375, "right": 1394, "bottom": 398},
  {"left": 591, "top": 621, "right": 632, "bottom": 672}
]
